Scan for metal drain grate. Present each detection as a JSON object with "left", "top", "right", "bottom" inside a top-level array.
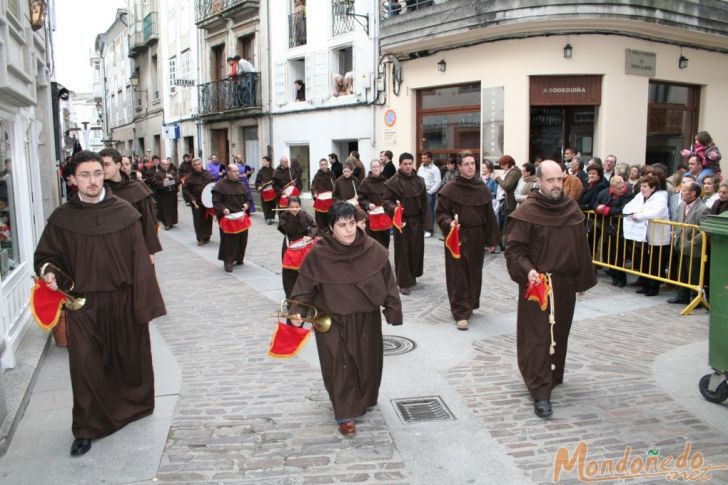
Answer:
[
  {"left": 382, "top": 335, "right": 416, "bottom": 356},
  {"left": 391, "top": 396, "right": 456, "bottom": 424}
]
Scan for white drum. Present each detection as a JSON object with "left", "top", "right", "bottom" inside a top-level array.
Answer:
[
  {"left": 225, "top": 211, "right": 245, "bottom": 220},
  {"left": 201, "top": 183, "right": 215, "bottom": 208},
  {"left": 316, "top": 191, "right": 333, "bottom": 201},
  {"left": 369, "top": 206, "right": 385, "bottom": 215},
  {"left": 283, "top": 184, "right": 297, "bottom": 196}
]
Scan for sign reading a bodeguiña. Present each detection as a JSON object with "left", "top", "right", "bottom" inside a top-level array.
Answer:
[
  {"left": 529, "top": 75, "right": 602, "bottom": 106},
  {"left": 625, "top": 49, "right": 656, "bottom": 78}
]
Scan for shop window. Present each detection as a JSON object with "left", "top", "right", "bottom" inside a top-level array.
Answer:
[
  {"left": 646, "top": 81, "right": 699, "bottom": 172},
  {"left": 416, "top": 82, "right": 481, "bottom": 167},
  {"left": 0, "top": 123, "right": 20, "bottom": 279}
]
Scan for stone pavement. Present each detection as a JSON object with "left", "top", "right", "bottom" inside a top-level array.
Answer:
[{"left": 1, "top": 197, "right": 727, "bottom": 484}]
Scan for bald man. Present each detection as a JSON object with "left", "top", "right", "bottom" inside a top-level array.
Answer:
[{"left": 505, "top": 160, "right": 597, "bottom": 419}]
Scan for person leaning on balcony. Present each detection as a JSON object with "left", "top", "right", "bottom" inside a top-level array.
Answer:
[
  {"left": 344, "top": 72, "right": 354, "bottom": 95},
  {"left": 332, "top": 74, "right": 347, "bottom": 97},
  {"left": 235, "top": 55, "right": 255, "bottom": 106},
  {"left": 382, "top": 0, "right": 402, "bottom": 17}
]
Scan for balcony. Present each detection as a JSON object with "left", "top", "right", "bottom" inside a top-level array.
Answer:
[
  {"left": 289, "top": 12, "right": 306, "bottom": 48},
  {"left": 197, "top": 74, "right": 261, "bottom": 117},
  {"left": 143, "top": 12, "right": 159, "bottom": 45},
  {"left": 332, "top": 1, "right": 354, "bottom": 36},
  {"left": 380, "top": 0, "right": 728, "bottom": 56},
  {"left": 195, "top": 0, "right": 260, "bottom": 28},
  {"left": 128, "top": 31, "right": 146, "bottom": 58}
]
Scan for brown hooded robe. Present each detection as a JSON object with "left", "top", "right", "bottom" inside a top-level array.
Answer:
[
  {"left": 34, "top": 190, "right": 166, "bottom": 439},
  {"left": 151, "top": 166, "right": 180, "bottom": 228},
  {"left": 182, "top": 168, "right": 214, "bottom": 243},
  {"left": 311, "top": 169, "right": 336, "bottom": 228},
  {"left": 505, "top": 191, "right": 597, "bottom": 400},
  {"left": 290, "top": 230, "right": 402, "bottom": 421},
  {"left": 357, "top": 173, "right": 391, "bottom": 249},
  {"left": 105, "top": 173, "right": 162, "bottom": 255},
  {"left": 212, "top": 178, "right": 253, "bottom": 265},
  {"left": 254, "top": 165, "right": 276, "bottom": 221},
  {"left": 277, "top": 210, "right": 316, "bottom": 298},
  {"left": 436, "top": 175, "right": 500, "bottom": 321},
  {"left": 383, "top": 169, "right": 429, "bottom": 288}
]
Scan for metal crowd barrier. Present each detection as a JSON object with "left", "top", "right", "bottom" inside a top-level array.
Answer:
[{"left": 584, "top": 211, "right": 710, "bottom": 316}]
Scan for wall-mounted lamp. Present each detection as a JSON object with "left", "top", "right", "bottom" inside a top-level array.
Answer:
[
  {"left": 679, "top": 54, "right": 689, "bottom": 69},
  {"left": 563, "top": 43, "right": 573, "bottom": 59},
  {"left": 129, "top": 72, "right": 139, "bottom": 88},
  {"left": 437, "top": 59, "right": 446, "bottom": 72}
]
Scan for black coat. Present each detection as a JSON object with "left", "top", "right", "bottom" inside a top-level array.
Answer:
[{"left": 579, "top": 178, "right": 609, "bottom": 210}]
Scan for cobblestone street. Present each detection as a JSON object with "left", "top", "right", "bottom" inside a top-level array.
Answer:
[{"left": 148, "top": 200, "right": 727, "bottom": 484}]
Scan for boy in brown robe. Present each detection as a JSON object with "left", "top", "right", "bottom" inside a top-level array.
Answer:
[
  {"left": 182, "top": 158, "right": 214, "bottom": 245},
  {"left": 278, "top": 196, "right": 316, "bottom": 298},
  {"left": 254, "top": 155, "right": 276, "bottom": 224},
  {"left": 34, "top": 150, "right": 166, "bottom": 456},
  {"left": 311, "top": 158, "right": 336, "bottom": 229},
  {"left": 289, "top": 203, "right": 402, "bottom": 437},
  {"left": 212, "top": 164, "right": 253, "bottom": 272},
  {"left": 383, "top": 152, "right": 429, "bottom": 294},
  {"left": 100, "top": 148, "right": 162, "bottom": 261},
  {"left": 505, "top": 160, "right": 596, "bottom": 419},
  {"left": 436, "top": 152, "right": 500, "bottom": 330}
]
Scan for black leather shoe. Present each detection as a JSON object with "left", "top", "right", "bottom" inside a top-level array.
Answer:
[
  {"left": 635, "top": 288, "right": 647, "bottom": 294},
  {"left": 667, "top": 298, "right": 688, "bottom": 304},
  {"left": 534, "top": 399, "right": 553, "bottom": 418},
  {"left": 70, "top": 437, "right": 92, "bottom": 456},
  {"left": 615, "top": 280, "right": 626, "bottom": 288},
  {"left": 644, "top": 289, "right": 658, "bottom": 297}
]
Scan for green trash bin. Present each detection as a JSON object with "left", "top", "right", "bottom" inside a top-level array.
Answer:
[{"left": 698, "top": 211, "right": 728, "bottom": 403}]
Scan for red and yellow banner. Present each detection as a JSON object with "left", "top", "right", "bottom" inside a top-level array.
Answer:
[
  {"left": 392, "top": 204, "right": 405, "bottom": 233},
  {"left": 267, "top": 321, "right": 311, "bottom": 358},
  {"left": 445, "top": 222, "right": 461, "bottom": 259},
  {"left": 29, "top": 277, "right": 67, "bottom": 331}
]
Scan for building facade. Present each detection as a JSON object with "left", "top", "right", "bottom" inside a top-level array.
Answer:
[
  {"left": 128, "top": 0, "right": 165, "bottom": 159},
  {"left": 268, "top": 0, "right": 381, "bottom": 190},
  {"left": 94, "top": 9, "right": 135, "bottom": 155},
  {"left": 161, "top": 0, "right": 199, "bottom": 162},
  {"left": 0, "top": 0, "right": 59, "bottom": 372},
  {"left": 378, "top": 0, "right": 728, "bottom": 174},
  {"left": 195, "top": 0, "right": 267, "bottom": 171}
]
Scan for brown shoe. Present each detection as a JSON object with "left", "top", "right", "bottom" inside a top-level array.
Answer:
[
  {"left": 224, "top": 263, "right": 233, "bottom": 272},
  {"left": 399, "top": 287, "right": 411, "bottom": 295},
  {"left": 339, "top": 420, "right": 356, "bottom": 437},
  {"left": 456, "top": 320, "right": 469, "bottom": 331}
]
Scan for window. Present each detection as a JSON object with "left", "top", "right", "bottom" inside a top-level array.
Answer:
[
  {"left": 0, "top": 122, "right": 20, "bottom": 279},
  {"left": 169, "top": 56, "right": 177, "bottom": 94},
  {"left": 646, "top": 81, "right": 700, "bottom": 173},
  {"left": 237, "top": 34, "right": 256, "bottom": 69},
  {"left": 151, "top": 55, "right": 159, "bottom": 100},
  {"left": 417, "top": 82, "right": 481, "bottom": 166},
  {"left": 180, "top": 49, "right": 191, "bottom": 83},
  {"left": 332, "top": 1, "right": 354, "bottom": 36},
  {"left": 289, "top": 0, "right": 306, "bottom": 47},
  {"left": 288, "top": 58, "right": 305, "bottom": 102},
  {"left": 331, "top": 46, "right": 353, "bottom": 97}
]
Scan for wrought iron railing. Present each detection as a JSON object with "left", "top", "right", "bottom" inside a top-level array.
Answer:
[
  {"left": 195, "top": 0, "right": 249, "bottom": 23},
  {"left": 197, "top": 74, "right": 260, "bottom": 116},
  {"left": 289, "top": 12, "right": 306, "bottom": 48},
  {"left": 332, "top": 1, "right": 354, "bottom": 36},
  {"left": 381, "top": 0, "right": 434, "bottom": 18}
]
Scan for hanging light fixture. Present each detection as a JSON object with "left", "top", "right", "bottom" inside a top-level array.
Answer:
[
  {"left": 563, "top": 43, "right": 573, "bottom": 59},
  {"left": 437, "top": 59, "right": 446, "bottom": 72},
  {"left": 679, "top": 48, "right": 689, "bottom": 69}
]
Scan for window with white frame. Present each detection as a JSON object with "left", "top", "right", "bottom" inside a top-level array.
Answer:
[
  {"left": 331, "top": 46, "right": 353, "bottom": 97},
  {"left": 169, "top": 56, "right": 176, "bottom": 94},
  {"left": 180, "top": 49, "right": 191, "bottom": 85}
]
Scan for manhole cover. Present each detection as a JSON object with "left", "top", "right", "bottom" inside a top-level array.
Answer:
[
  {"left": 382, "top": 335, "right": 416, "bottom": 356},
  {"left": 391, "top": 396, "right": 455, "bottom": 424}
]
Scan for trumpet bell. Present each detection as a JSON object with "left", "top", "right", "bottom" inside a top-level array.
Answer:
[
  {"left": 64, "top": 294, "right": 86, "bottom": 311},
  {"left": 280, "top": 299, "right": 332, "bottom": 333},
  {"left": 310, "top": 313, "right": 332, "bottom": 333}
]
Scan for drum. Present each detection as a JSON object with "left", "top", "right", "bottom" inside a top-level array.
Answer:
[
  {"left": 282, "top": 237, "right": 316, "bottom": 270},
  {"left": 260, "top": 183, "right": 276, "bottom": 202},
  {"left": 201, "top": 182, "right": 215, "bottom": 208},
  {"left": 368, "top": 206, "right": 392, "bottom": 231},
  {"left": 313, "top": 191, "right": 334, "bottom": 213},
  {"left": 279, "top": 184, "right": 301, "bottom": 208},
  {"left": 219, "top": 211, "right": 251, "bottom": 234}
]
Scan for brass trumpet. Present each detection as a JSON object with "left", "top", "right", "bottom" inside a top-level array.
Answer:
[
  {"left": 38, "top": 262, "right": 86, "bottom": 310},
  {"left": 278, "top": 299, "right": 331, "bottom": 333}
]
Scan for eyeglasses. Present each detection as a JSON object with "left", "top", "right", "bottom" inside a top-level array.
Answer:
[{"left": 75, "top": 170, "right": 104, "bottom": 179}]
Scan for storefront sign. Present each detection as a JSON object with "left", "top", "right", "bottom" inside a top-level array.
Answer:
[
  {"left": 530, "top": 75, "right": 602, "bottom": 106},
  {"left": 482, "top": 86, "right": 504, "bottom": 161},
  {"left": 625, "top": 49, "right": 656, "bottom": 78}
]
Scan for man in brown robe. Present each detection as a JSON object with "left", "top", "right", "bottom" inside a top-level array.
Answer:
[
  {"left": 100, "top": 148, "right": 162, "bottom": 262},
  {"left": 505, "top": 160, "right": 597, "bottom": 419},
  {"left": 383, "top": 152, "right": 430, "bottom": 294},
  {"left": 212, "top": 164, "right": 253, "bottom": 272},
  {"left": 34, "top": 150, "right": 166, "bottom": 456},
  {"left": 182, "top": 158, "right": 214, "bottom": 245},
  {"left": 290, "top": 203, "right": 402, "bottom": 437},
  {"left": 358, "top": 158, "right": 391, "bottom": 249},
  {"left": 151, "top": 157, "right": 180, "bottom": 230},
  {"left": 333, "top": 161, "right": 359, "bottom": 203},
  {"left": 436, "top": 153, "right": 500, "bottom": 330},
  {"left": 311, "top": 158, "right": 336, "bottom": 229},
  {"left": 277, "top": 196, "right": 316, "bottom": 298},
  {"left": 272, "top": 156, "right": 297, "bottom": 206}
]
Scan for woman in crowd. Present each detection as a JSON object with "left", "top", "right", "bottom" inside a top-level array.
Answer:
[
  {"left": 289, "top": 203, "right": 402, "bottom": 437},
  {"left": 702, "top": 175, "right": 719, "bottom": 209},
  {"left": 594, "top": 176, "right": 633, "bottom": 287},
  {"left": 712, "top": 180, "right": 728, "bottom": 215},
  {"left": 622, "top": 173, "right": 671, "bottom": 296},
  {"left": 333, "top": 161, "right": 359, "bottom": 204}
]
